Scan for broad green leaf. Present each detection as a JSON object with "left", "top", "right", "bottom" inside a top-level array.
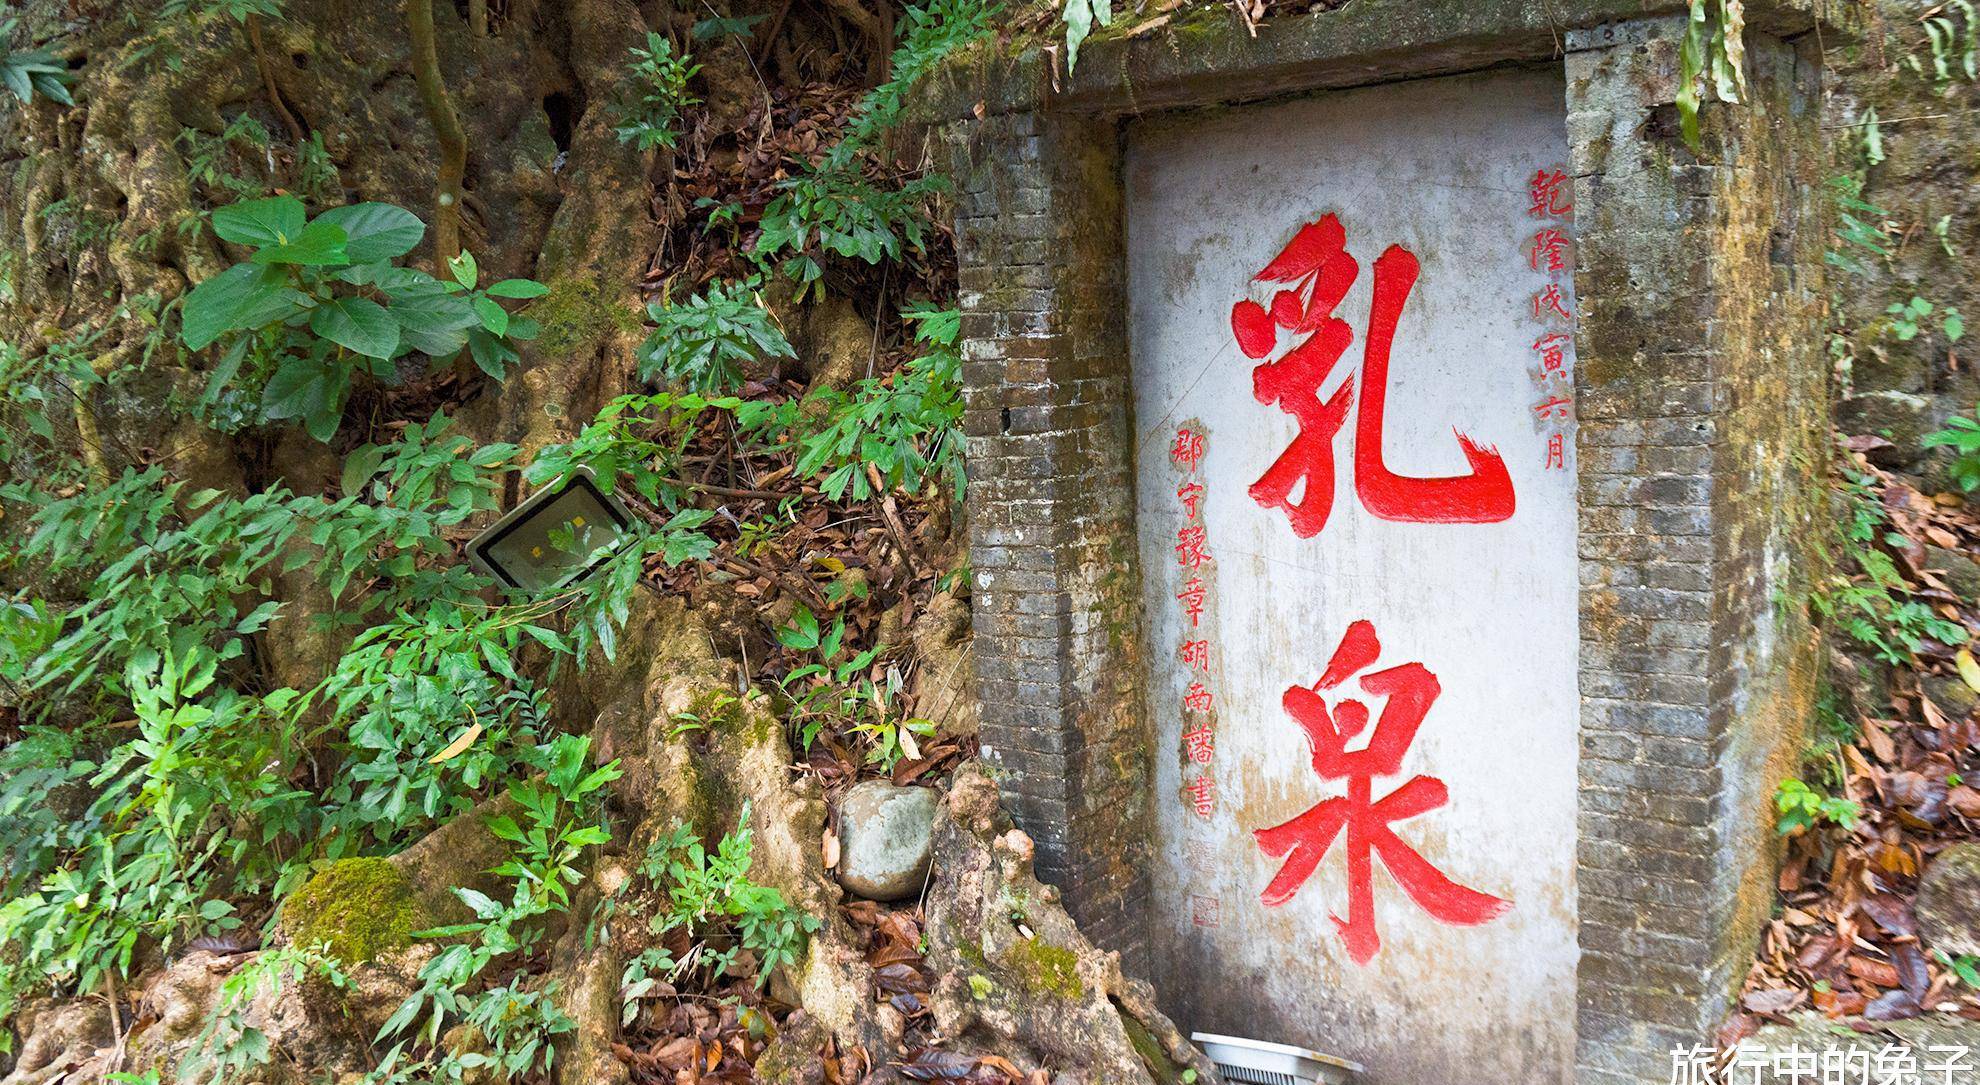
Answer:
[
  {"left": 340, "top": 444, "right": 387, "bottom": 496},
  {"left": 310, "top": 296, "right": 400, "bottom": 359},
  {"left": 467, "top": 328, "right": 519, "bottom": 380},
  {"left": 473, "top": 295, "right": 509, "bottom": 337},
  {"left": 252, "top": 220, "right": 350, "bottom": 266},
  {"left": 388, "top": 282, "right": 478, "bottom": 357},
  {"left": 484, "top": 278, "right": 550, "bottom": 299},
  {"left": 181, "top": 264, "right": 284, "bottom": 350},
  {"left": 262, "top": 357, "right": 351, "bottom": 441},
  {"left": 448, "top": 250, "right": 479, "bottom": 290},
  {"left": 316, "top": 203, "right": 426, "bottom": 263},
  {"left": 211, "top": 195, "right": 307, "bottom": 247}
]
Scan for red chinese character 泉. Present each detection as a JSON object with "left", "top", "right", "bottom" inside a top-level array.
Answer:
[
  {"left": 1252, "top": 620, "right": 1511, "bottom": 965},
  {"left": 1183, "top": 681, "right": 1214, "bottom": 713},
  {"left": 1179, "top": 639, "right": 1211, "bottom": 671},
  {"left": 1229, "top": 214, "right": 1516, "bottom": 539},
  {"left": 1177, "top": 577, "right": 1206, "bottom": 628},
  {"left": 1171, "top": 426, "right": 1206, "bottom": 473},
  {"left": 1528, "top": 168, "right": 1573, "bottom": 219},
  {"left": 1177, "top": 480, "right": 1205, "bottom": 520},
  {"left": 1175, "top": 525, "right": 1212, "bottom": 570},
  {"left": 1183, "top": 725, "right": 1216, "bottom": 764}
]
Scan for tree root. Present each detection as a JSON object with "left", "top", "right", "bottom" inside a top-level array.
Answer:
[{"left": 921, "top": 767, "right": 1221, "bottom": 1085}]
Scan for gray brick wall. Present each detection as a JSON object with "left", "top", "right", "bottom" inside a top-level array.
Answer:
[
  {"left": 932, "top": 4, "right": 1833, "bottom": 1077},
  {"left": 947, "top": 112, "right": 1154, "bottom": 972},
  {"left": 1567, "top": 19, "right": 1828, "bottom": 1083}
]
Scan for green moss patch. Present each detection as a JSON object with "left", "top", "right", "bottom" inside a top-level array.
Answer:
[
  {"left": 1006, "top": 936, "right": 1083, "bottom": 1000},
  {"left": 528, "top": 276, "right": 644, "bottom": 358},
  {"left": 278, "top": 856, "right": 423, "bottom": 964}
]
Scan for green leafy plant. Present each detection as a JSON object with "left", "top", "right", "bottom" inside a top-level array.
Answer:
[
  {"left": 313, "top": 413, "right": 519, "bottom": 613},
  {"left": 619, "top": 808, "right": 819, "bottom": 1025},
  {"left": 1059, "top": 0, "right": 1110, "bottom": 70},
  {"left": 179, "top": 943, "right": 348, "bottom": 1085},
  {"left": 1810, "top": 471, "right": 1969, "bottom": 663},
  {"left": 526, "top": 390, "right": 767, "bottom": 507},
  {"left": 179, "top": 196, "right": 544, "bottom": 440},
  {"left": 305, "top": 603, "right": 554, "bottom": 851},
  {"left": 377, "top": 734, "right": 615, "bottom": 1054},
  {"left": 775, "top": 606, "right": 933, "bottom": 769},
  {"left": 749, "top": 0, "right": 992, "bottom": 295},
  {"left": 0, "top": 648, "right": 307, "bottom": 1032},
  {"left": 1825, "top": 175, "right": 1891, "bottom": 278},
  {"left": 1906, "top": 0, "right": 1979, "bottom": 87},
  {"left": 1923, "top": 405, "right": 1980, "bottom": 492},
  {"left": 1886, "top": 295, "right": 1966, "bottom": 344},
  {"left": 754, "top": 168, "right": 946, "bottom": 297},
  {"left": 639, "top": 278, "right": 793, "bottom": 392},
  {"left": 20, "top": 468, "right": 304, "bottom": 703},
  {"left": 795, "top": 302, "right": 964, "bottom": 501},
  {"left": 1774, "top": 777, "right": 1862, "bottom": 835},
  {"left": 0, "top": 17, "right": 75, "bottom": 105},
  {"left": 1675, "top": 0, "right": 1747, "bottom": 152},
  {"left": 611, "top": 32, "right": 699, "bottom": 151}
]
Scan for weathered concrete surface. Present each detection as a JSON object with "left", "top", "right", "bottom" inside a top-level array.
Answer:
[{"left": 1125, "top": 66, "right": 1579, "bottom": 1085}]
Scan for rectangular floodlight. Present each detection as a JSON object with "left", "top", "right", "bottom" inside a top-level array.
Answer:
[{"left": 467, "top": 468, "right": 636, "bottom": 595}]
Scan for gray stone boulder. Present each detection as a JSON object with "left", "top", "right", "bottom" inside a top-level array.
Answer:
[
  {"left": 1837, "top": 391, "right": 1934, "bottom": 469},
  {"left": 1918, "top": 842, "right": 1980, "bottom": 959},
  {"left": 1924, "top": 545, "right": 1980, "bottom": 606},
  {"left": 836, "top": 781, "right": 939, "bottom": 901}
]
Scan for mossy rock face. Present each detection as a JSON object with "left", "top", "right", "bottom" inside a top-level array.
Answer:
[
  {"left": 528, "top": 276, "right": 644, "bottom": 359},
  {"left": 1006, "top": 936, "right": 1083, "bottom": 1000},
  {"left": 278, "top": 857, "right": 425, "bottom": 964}
]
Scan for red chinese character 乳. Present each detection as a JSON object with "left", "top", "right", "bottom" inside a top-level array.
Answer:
[
  {"left": 1252, "top": 620, "right": 1511, "bottom": 965},
  {"left": 1229, "top": 215, "right": 1516, "bottom": 539}
]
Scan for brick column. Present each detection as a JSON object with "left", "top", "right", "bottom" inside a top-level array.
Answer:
[
  {"left": 945, "top": 112, "right": 1153, "bottom": 971},
  {"left": 1567, "top": 20, "right": 1828, "bottom": 1083}
]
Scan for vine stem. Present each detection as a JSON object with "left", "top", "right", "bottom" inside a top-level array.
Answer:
[
  {"left": 246, "top": 15, "right": 307, "bottom": 146},
  {"left": 407, "top": 0, "right": 468, "bottom": 269}
]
